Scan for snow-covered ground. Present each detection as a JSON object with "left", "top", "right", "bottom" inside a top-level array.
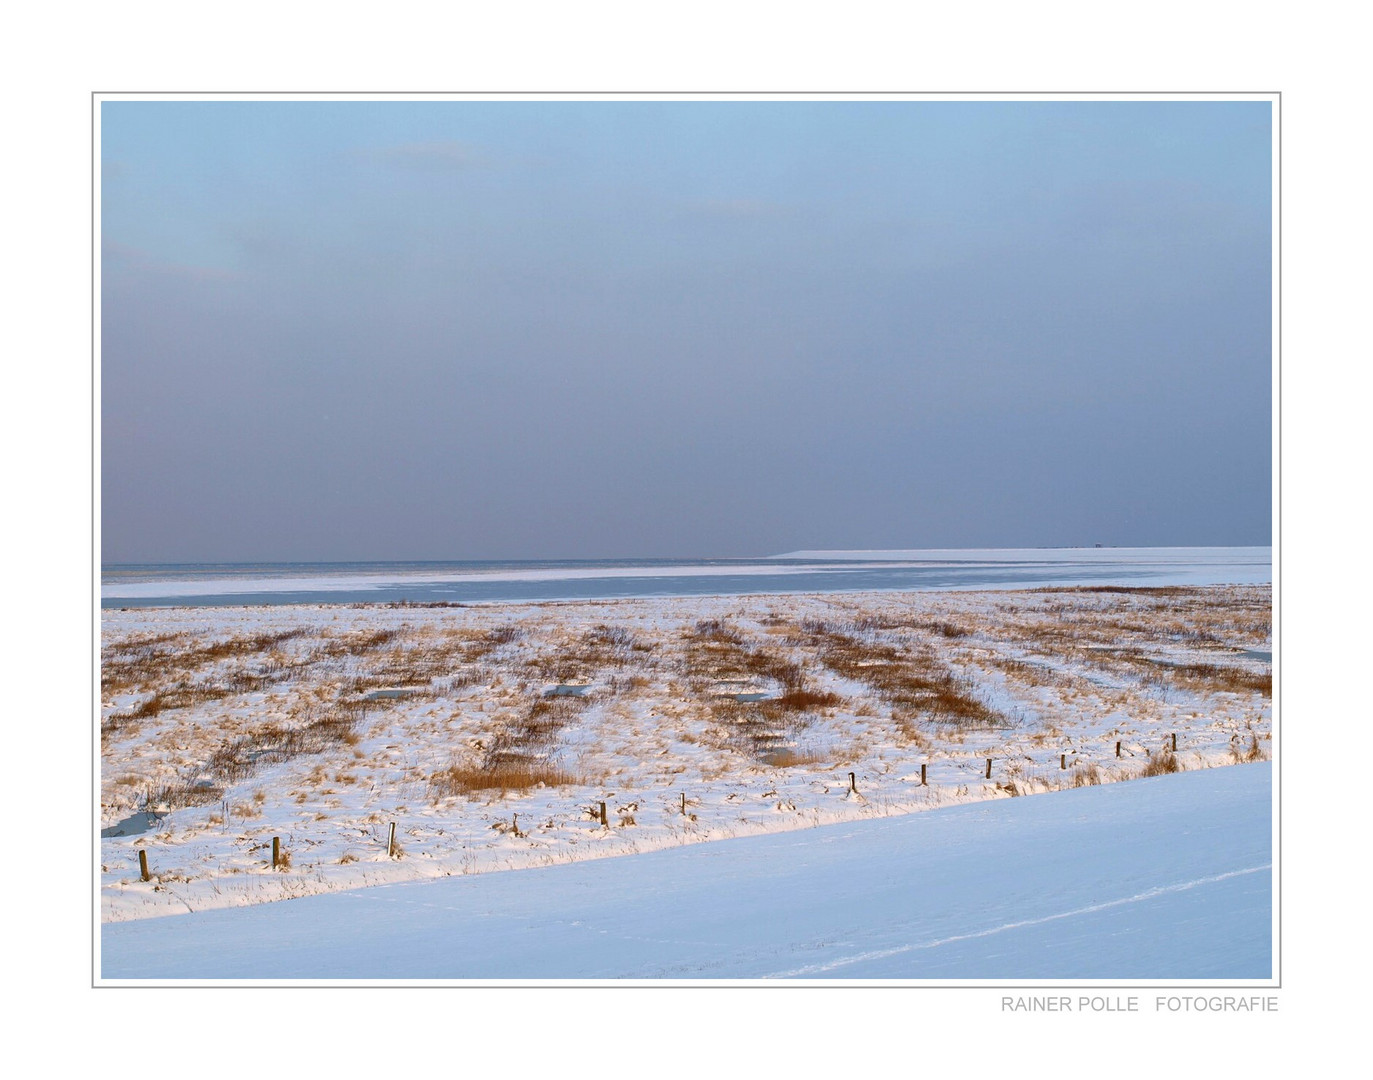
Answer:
[
  {"left": 100, "top": 761, "right": 1272, "bottom": 980},
  {"left": 99, "top": 585, "right": 1271, "bottom": 923}
]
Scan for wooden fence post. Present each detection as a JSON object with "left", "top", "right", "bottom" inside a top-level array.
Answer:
[
  {"left": 387, "top": 822, "right": 396, "bottom": 857},
  {"left": 272, "top": 836, "right": 280, "bottom": 869},
  {"left": 921, "top": 763, "right": 927, "bottom": 786},
  {"left": 1171, "top": 732, "right": 1177, "bottom": 752},
  {"left": 599, "top": 801, "right": 608, "bottom": 827},
  {"left": 1060, "top": 753, "right": 1066, "bottom": 770},
  {"left": 986, "top": 758, "right": 992, "bottom": 780},
  {"left": 849, "top": 771, "right": 857, "bottom": 794},
  {"left": 680, "top": 792, "right": 686, "bottom": 815},
  {"left": 1116, "top": 740, "right": 1122, "bottom": 758},
  {"left": 138, "top": 849, "right": 150, "bottom": 882}
]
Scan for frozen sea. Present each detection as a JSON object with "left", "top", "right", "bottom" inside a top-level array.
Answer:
[{"left": 101, "top": 546, "right": 1271, "bottom": 608}]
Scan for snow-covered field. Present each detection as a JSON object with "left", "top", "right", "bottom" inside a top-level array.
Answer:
[
  {"left": 99, "top": 584, "right": 1272, "bottom": 927},
  {"left": 101, "top": 761, "right": 1272, "bottom": 980}
]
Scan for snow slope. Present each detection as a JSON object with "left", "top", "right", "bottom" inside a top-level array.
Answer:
[{"left": 101, "top": 762, "right": 1272, "bottom": 981}]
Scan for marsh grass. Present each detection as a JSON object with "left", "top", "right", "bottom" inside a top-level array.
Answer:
[
  {"left": 429, "top": 761, "right": 581, "bottom": 797},
  {"left": 102, "top": 628, "right": 312, "bottom": 696},
  {"left": 148, "top": 780, "right": 225, "bottom": 809},
  {"left": 431, "top": 694, "right": 588, "bottom": 800},
  {"left": 1231, "top": 733, "right": 1269, "bottom": 763},
  {"left": 1140, "top": 748, "right": 1182, "bottom": 777},
  {"left": 762, "top": 747, "right": 831, "bottom": 768},
  {"left": 681, "top": 619, "right": 845, "bottom": 761},
  {"left": 523, "top": 622, "right": 655, "bottom": 682},
  {"left": 1171, "top": 663, "right": 1272, "bottom": 697},
  {"left": 809, "top": 629, "right": 1002, "bottom": 732},
  {"left": 1000, "top": 587, "right": 1271, "bottom": 658},
  {"left": 138, "top": 703, "right": 366, "bottom": 813},
  {"left": 986, "top": 656, "right": 1063, "bottom": 688},
  {"left": 104, "top": 585, "right": 1273, "bottom": 838},
  {"left": 683, "top": 619, "right": 806, "bottom": 691}
]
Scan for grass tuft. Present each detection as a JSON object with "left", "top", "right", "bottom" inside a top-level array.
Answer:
[
  {"left": 429, "top": 761, "right": 580, "bottom": 797},
  {"left": 1140, "top": 748, "right": 1182, "bottom": 777}
]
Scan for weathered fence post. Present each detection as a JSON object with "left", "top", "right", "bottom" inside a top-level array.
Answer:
[
  {"left": 1060, "top": 753, "right": 1066, "bottom": 770},
  {"left": 138, "top": 849, "right": 150, "bottom": 882},
  {"left": 387, "top": 822, "right": 396, "bottom": 857},
  {"left": 599, "top": 801, "right": 608, "bottom": 828},
  {"left": 921, "top": 763, "right": 927, "bottom": 786},
  {"left": 849, "top": 771, "right": 857, "bottom": 794},
  {"left": 1116, "top": 740, "right": 1122, "bottom": 758},
  {"left": 1171, "top": 732, "right": 1177, "bottom": 752},
  {"left": 986, "top": 758, "right": 992, "bottom": 780},
  {"left": 680, "top": 792, "right": 686, "bottom": 815},
  {"left": 272, "top": 836, "right": 280, "bottom": 869}
]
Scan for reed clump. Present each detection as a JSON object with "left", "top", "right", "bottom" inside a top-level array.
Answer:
[
  {"left": 429, "top": 761, "right": 580, "bottom": 797},
  {"left": 433, "top": 694, "right": 588, "bottom": 800},
  {"left": 1172, "top": 663, "right": 1272, "bottom": 697},
  {"left": 813, "top": 630, "right": 1001, "bottom": 730},
  {"left": 1140, "top": 748, "right": 1182, "bottom": 777}
]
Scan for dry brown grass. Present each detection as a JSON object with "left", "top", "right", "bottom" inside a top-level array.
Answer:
[
  {"left": 134, "top": 702, "right": 367, "bottom": 813},
  {"left": 986, "top": 656, "right": 1063, "bottom": 688},
  {"left": 812, "top": 629, "right": 1001, "bottom": 731},
  {"left": 683, "top": 619, "right": 806, "bottom": 690},
  {"left": 1047, "top": 585, "right": 1192, "bottom": 597},
  {"left": 522, "top": 623, "right": 655, "bottom": 682},
  {"left": 429, "top": 692, "right": 589, "bottom": 800},
  {"left": 1171, "top": 663, "right": 1272, "bottom": 697},
  {"left": 762, "top": 747, "right": 831, "bottom": 768},
  {"left": 429, "top": 761, "right": 580, "bottom": 797},
  {"left": 1231, "top": 733, "right": 1269, "bottom": 763},
  {"left": 102, "top": 628, "right": 313, "bottom": 696},
  {"left": 149, "top": 780, "right": 225, "bottom": 809},
  {"left": 679, "top": 619, "right": 845, "bottom": 761},
  {"left": 334, "top": 631, "right": 492, "bottom": 697},
  {"left": 999, "top": 586, "right": 1272, "bottom": 659},
  {"left": 766, "top": 688, "right": 842, "bottom": 711},
  {"left": 1140, "top": 748, "right": 1182, "bottom": 777}
]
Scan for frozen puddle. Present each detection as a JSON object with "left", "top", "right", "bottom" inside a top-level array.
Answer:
[
  {"left": 362, "top": 688, "right": 414, "bottom": 701},
  {"left": 546, "top": 683, "right": 592, "bottom": 697},
  {"left": 101, "top": 811, "right": 165, "bottom": 838}
]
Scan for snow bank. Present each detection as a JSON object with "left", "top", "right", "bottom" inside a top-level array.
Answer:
[{"left": 101, "top": 762, "right": 1272, "bottom": 981}]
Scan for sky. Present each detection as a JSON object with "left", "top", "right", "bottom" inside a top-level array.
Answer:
[{"left": 100, "top": 99, "right": 1273, "bottom": 562}]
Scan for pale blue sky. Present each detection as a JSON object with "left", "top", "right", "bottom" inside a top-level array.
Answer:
[{"left": 101, "top": 100, "right": 1272, "bottom": 561}]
